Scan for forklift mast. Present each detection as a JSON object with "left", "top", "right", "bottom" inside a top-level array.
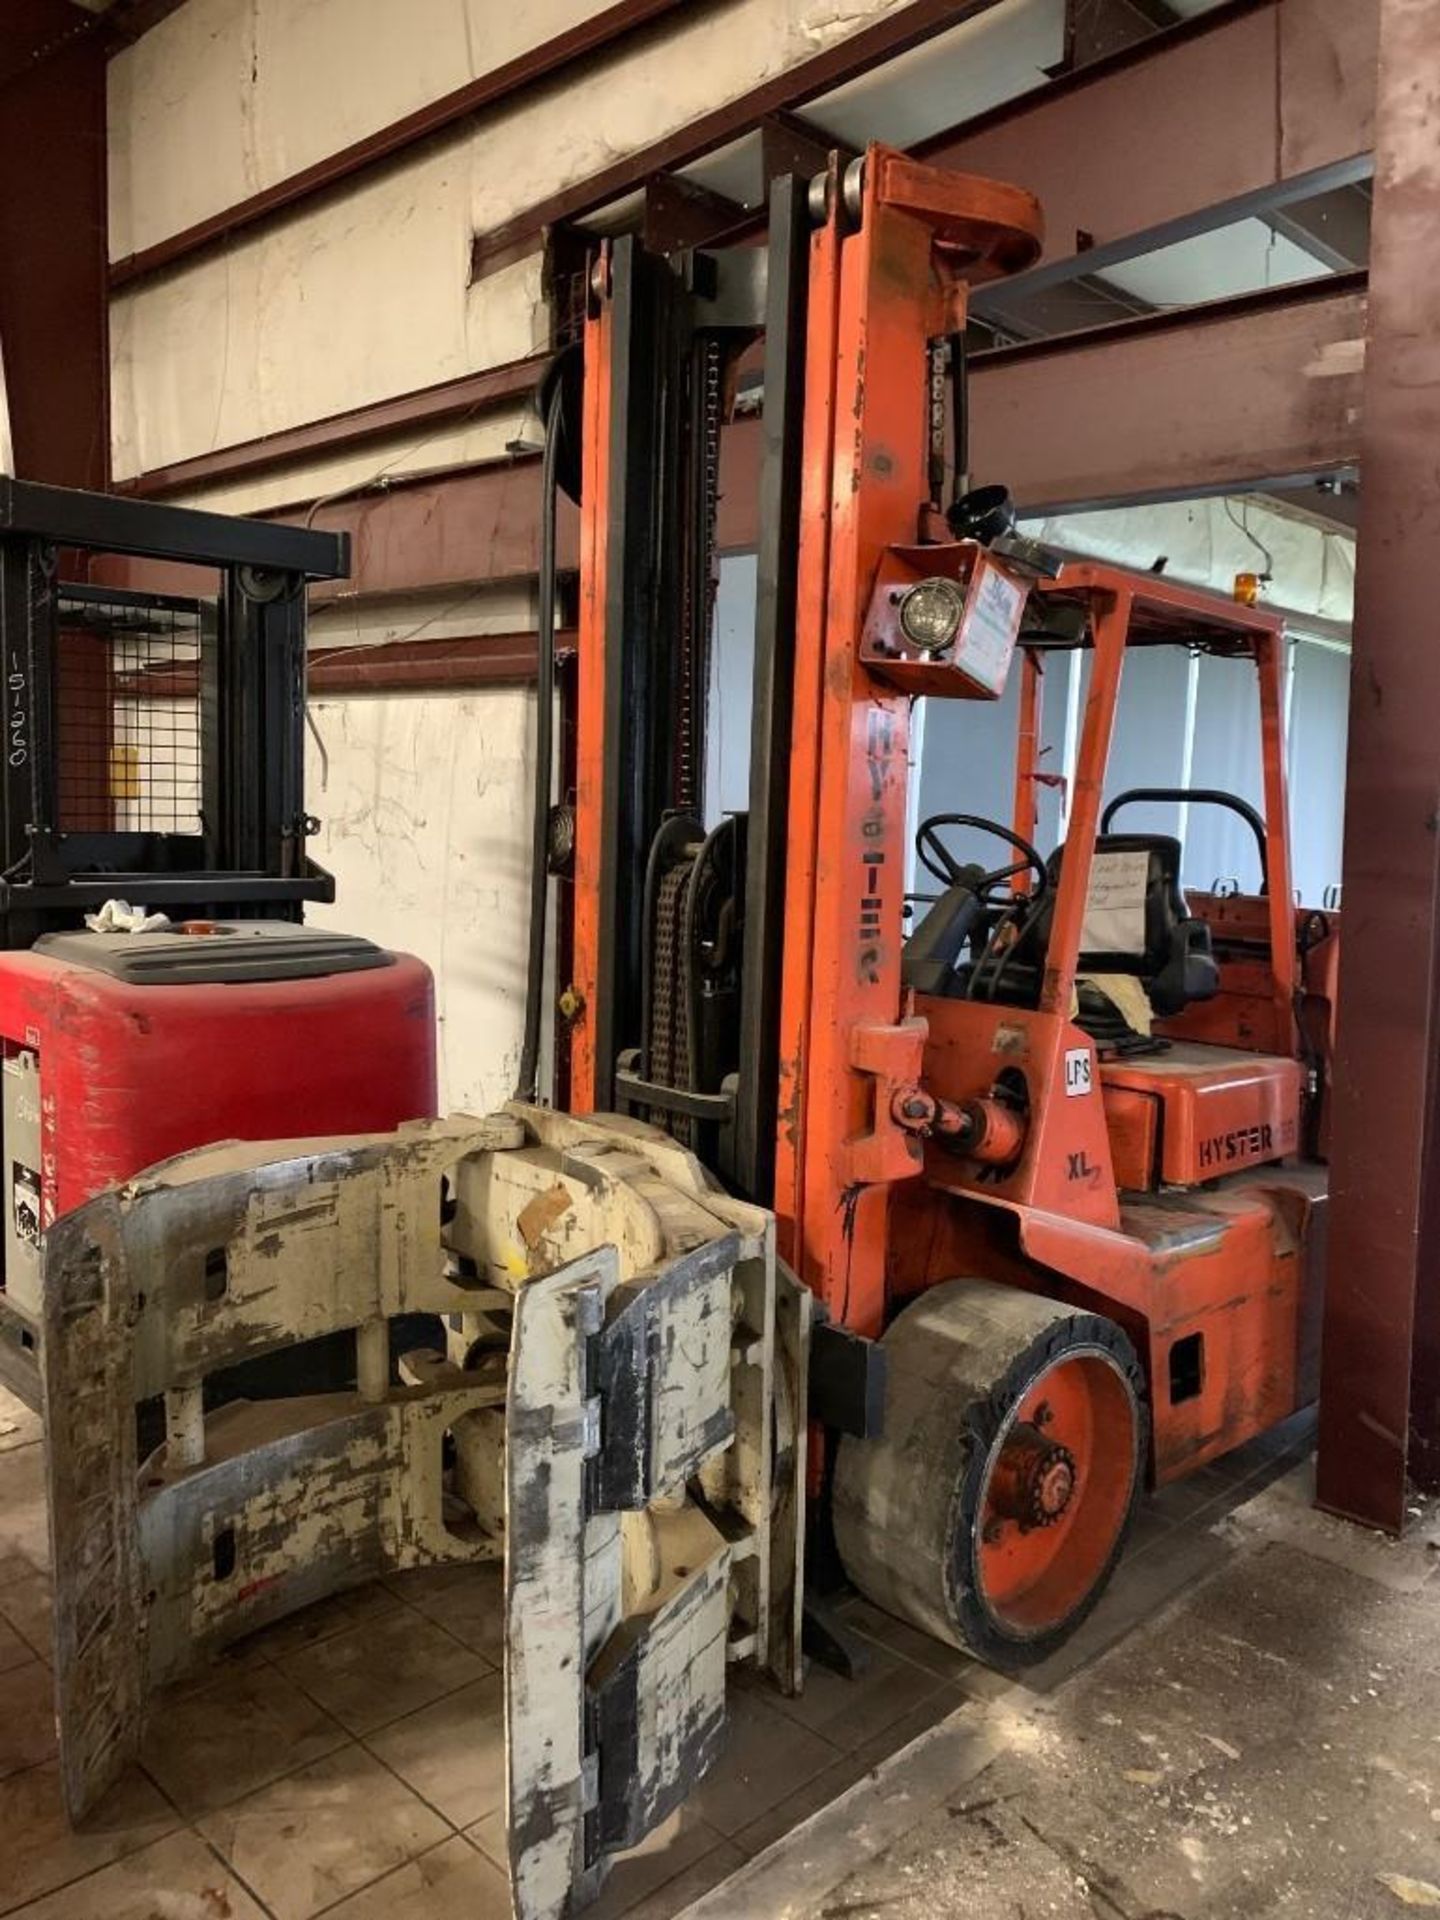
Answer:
[
  {"left": 769, "top": 153, "right": 1042, "bottom": 1337},
  {"left": 567, "top": 148, "right": 1043, "bottom": 1247},
  {"left": 568, "top": 227, "right": 767, "bottom": 1159}
]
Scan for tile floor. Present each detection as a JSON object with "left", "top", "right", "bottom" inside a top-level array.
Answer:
[{"left": 0, "top": 1380, "right": 1314, "bottom": 1920}]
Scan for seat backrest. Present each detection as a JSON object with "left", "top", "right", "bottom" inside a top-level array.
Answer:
[
  {"left": 1072, "top": 833, "right": 1187, "bottom": 977},
  {"left": 979, "top": 832, "right": 1216, "bottom": 1015}
]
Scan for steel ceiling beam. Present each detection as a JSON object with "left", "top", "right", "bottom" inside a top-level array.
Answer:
[
  {"left": 973, "top": 154, "right": 1372, "bottom": 331},
  {"left": 99, "top": 274, "right": 1365, "bottom": 607},
  {"left": 308, "top": 631, "right": 575, "bottom": 693},
  {"left": 967, "top": 275, "right": 1368, "bottom": 515},
  {"left": 1318, "top": 0, "right": 1440, "bottom": 1533},
  {"left": 96, "top": 461, "right": 581, "bottom": 603},
  {"left": 114, "top": 356, "right": 540, "bottom": 501},
  {"left": 1263, "top": 184, "right": 1373, "bottom": 273},
  {"left": 922, "top": 0, "right": 1377, "bottom": 327}
]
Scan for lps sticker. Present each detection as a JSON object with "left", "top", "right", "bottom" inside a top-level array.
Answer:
[{"left": 1064, "top": 1047, "right": 1093, "bottom": 1097}]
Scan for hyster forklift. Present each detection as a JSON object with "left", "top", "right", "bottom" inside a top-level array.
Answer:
[
  {"left": 38, "top": 148, "right": 1339, "bottom": 1919},
  {"left": 559, "top": 143, "right": 1338, "bottom": 1670}
]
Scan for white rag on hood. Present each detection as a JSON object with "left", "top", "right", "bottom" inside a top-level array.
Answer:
[{"left": 83, "top": 899, "right": 173, "bottom": 935}]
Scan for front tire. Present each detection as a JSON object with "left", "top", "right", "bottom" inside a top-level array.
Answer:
[{"left": 832, "top": 1279, "right": 1146, "bottom": 1667}]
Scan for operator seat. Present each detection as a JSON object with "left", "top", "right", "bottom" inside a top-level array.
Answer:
[
  {"left": 1067, "top": 833, "right": 1219, "bottom": 1017},
  {"left": 978, "top": 833, "right": 1219, "bottom": 1022}
]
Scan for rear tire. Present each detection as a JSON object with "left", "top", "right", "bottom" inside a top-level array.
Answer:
[{"left": 832, "top": 1279, "right": 1146, "bottom": 1668}]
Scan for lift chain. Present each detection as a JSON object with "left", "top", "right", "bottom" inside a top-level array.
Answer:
[
  {"left": 675, "top": 338, "right": 725, "bottom": 814},
  {"left": 648, "top": 859, "right": 695, "bottom": 1146}
]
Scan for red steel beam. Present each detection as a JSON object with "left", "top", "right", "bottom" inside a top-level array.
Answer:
[
  {"left": 117, "top": 630, "right": 573, "bottom": 696},
  {"left": 293, "top": 418, "right": 756, "bottom": 588},
  {"left": 103, "top": 277, "right": 1367, "bottom": 603},
  {"left": 307, "top": 467, "right": 580, "bottom": 603},
  {"left": 967, "top": 275, "right": 1368, "bottom": 513},
  {"left": 734, "top": 278, "right": 1367, "bottom": 537},
  {"left": 928, "top": 0, "right": 1375, "bottom": 306},
  {"left": 0, "top": 0, "right": 194, "bottom": 502},
  {"left": 1318, "top": 0, "right": 1440, "bottom": 1532},
  {"left": 116, "top": 357, "right": 540, "bottom": 501},
  {"left": 108, "top": 0, "right": 699, "bottom": 289},
  {"left": 0, "top": 14, "right": 109, "bottom": 486},
  {"left": 308, "top": 630, "right": 575, "bottom": 693},
  {"left": 91, "top": 459, "right": 577, "bottom": 601}
]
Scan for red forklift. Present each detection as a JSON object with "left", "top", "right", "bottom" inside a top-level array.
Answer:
[
  {"left": 553, "top": 143, "right": 1339, "bottom": 1665},
  {"left": 0, "top": 482, "right": 435, "bottom": 1403}
]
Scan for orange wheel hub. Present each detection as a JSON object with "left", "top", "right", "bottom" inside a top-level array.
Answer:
[{"left": 975, "top": 1350, "right": 1138, "bottom": 1638}]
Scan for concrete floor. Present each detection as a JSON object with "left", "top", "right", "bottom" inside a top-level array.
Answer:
[
  {"left": 698, "top": 1436, "right": 1440, "bottom": 1920},
  {"left": 0, "top": 1385, "right": 1435, "bottom": 1919}
]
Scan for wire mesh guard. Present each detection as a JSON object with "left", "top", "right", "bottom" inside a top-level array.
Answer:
[{"left": 56, "top": 594, "right": 206, "bottom": 837}]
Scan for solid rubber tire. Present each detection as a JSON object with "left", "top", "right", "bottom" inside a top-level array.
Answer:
[{"left": 832, "top": 1278, "right": 1147, "bottom": 1668}]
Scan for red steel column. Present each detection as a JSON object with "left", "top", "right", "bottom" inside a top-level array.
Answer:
[
  {"left": 1317, "top": 0, "right": 1440, "bottom": 1531},
  {"left": 0, "top": 13, "right": 109, "bottom": 487}
]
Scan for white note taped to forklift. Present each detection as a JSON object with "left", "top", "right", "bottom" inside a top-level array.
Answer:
[
  {"left": 1080, "top": 848, "right": 1150, "bottom": 955},
  {"left": 957, "top": 558, "right": 1025, "bottom": 696}
]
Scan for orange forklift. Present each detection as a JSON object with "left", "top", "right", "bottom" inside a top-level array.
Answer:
[{"left": 537, "top": 144, "right": 1340, "bottom": 1668}]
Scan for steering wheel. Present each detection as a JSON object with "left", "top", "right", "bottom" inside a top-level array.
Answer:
[{"left": 916, "top": 813, "right": 1047, "bottom": 903}]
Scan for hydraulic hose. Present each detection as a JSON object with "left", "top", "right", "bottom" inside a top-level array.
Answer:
[{"left": 515, "top": 376, "right": 565, "bottom": 1104}]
